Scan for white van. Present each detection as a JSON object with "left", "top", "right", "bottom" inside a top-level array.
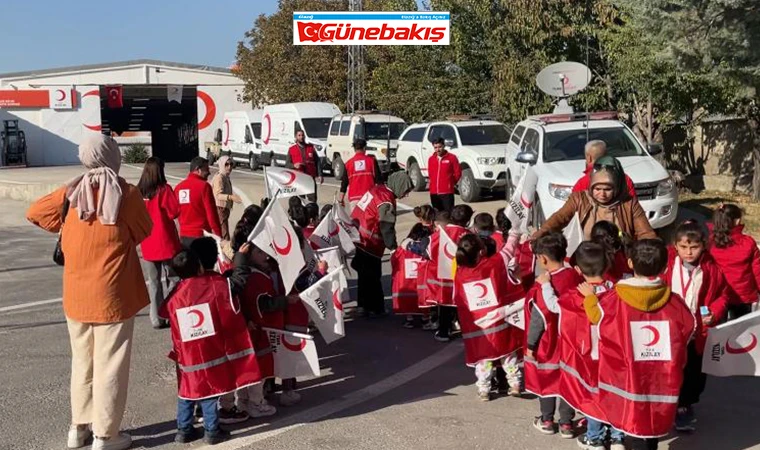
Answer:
[
  {"left": 327, "top": 111, "right": 406, "bottom": 180},
  {"left": 220, "top": 110, "right": 264, "bottom": 170},
  {"left": 261, "top": 102, "right": 341, "bottom": 171}
]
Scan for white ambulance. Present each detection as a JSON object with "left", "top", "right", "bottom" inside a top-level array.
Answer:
[{"left": 219, "top": 109, "right": 264, "bottom": 170}]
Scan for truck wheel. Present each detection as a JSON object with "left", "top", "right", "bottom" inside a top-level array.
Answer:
[
  {"left": 332, "top": 156, "right": 345, "bottom": 181},
  {"left": 249, "top": 153, "right": 260, "bottom": 171},
  {"left": 458, "top": 168, "right": 481, "bottom": 202},
  {"left": 408, "top": 161, "right": 426, "bottom": 192}
]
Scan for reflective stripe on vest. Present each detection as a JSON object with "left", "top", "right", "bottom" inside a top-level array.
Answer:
[
  {"left": 392, "top": 292, "right": 417, "bottom": 298},
  {"left": 417, "top": 284, "right": 427, "bottom": 290},
  {"left": 178, "top": 347, "right": 256, "bottom": 373},
  {"left": 359, "top": 225, "right": 382, "bottom": 241},
  {"left": 462, "top": 321, "right": 510, "bottom": 340},
  {"left": 599, "top": 382, "right": 679, "bottom": 404},
  {"left": 524, "top": 356, "right": 560, "bottom": 371},
  {"left": 559, "top": 361, "right": 599, "bottom": 394},
  {"left": 426, "top": 278, "right": 453, "bottom": 287}
]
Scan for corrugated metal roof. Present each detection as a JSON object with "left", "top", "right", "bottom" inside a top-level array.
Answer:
[{"left": 0, "top": 59, "right": 232, "bottom": 80}]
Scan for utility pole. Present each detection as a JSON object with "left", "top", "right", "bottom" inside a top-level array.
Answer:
[{"left": 347, "top": 0, "right": 365, "bottom": 113}]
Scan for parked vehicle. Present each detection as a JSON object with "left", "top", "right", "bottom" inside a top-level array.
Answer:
[
  {"left": 505, "top": 111, "right": 677, "bottom": 229},
  {"left": 327, "top": 111, "right": 406, "bottom": 180},
  {"left": 219, "top": 110, "right": 264, "bottom": 170},
  {"left": 261, "top": 102, "right": 341, "bottom": 172},
  {"left": 395, "top": 116, "right": 510, "bottom": 202}
]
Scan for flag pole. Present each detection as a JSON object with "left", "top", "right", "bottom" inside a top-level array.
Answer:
[
  {"left": 262, "top": 327, "right": 314, "bottom": 340},
  {"left": 264, "top": 166, "right": 271, "bottom": 199},
  {"left": 246, "top": 189, "right": 279, "bottom": 243}
]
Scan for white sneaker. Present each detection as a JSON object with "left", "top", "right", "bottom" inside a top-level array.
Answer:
[
  {"left": 67, "top": 425, "right": 91, "bottom": 449},
  {"left": 91, "top": 433, "right": 131, "bottom": 450},
  {"left": 279, "top": 389, "right": 302, "bottom": 406},
  {"left": 247, "top": 399, "right": 277, "bottom": 418},
  {"left": 422, "top": 321, "right": 439, "bottom": 331}
]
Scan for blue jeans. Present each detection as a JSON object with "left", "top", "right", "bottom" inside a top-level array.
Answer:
[
  {"left": 177, "top": 397, "right": 219, "bottom": 432},
  {"left": 586, "top": 418, "right": 624, "bottom": 441}
]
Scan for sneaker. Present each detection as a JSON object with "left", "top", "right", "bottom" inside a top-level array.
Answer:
[
  {"left": 532, "top": 417, "right": 556, "bottom": 435},
  {"left": 67, "top": 425, "right": 91, "bottom": 449},
  {"left": 478, "top": 390, "right": 491, "bottom": 402},
  {"left": 576, "top": 435, "right": 604, "bottom": 450},
  {"left": 218, "top": 406, "right": 249, "bottom": 425},
  {"left": 422, "top": 320, "right": 439, "bottom": 331},
  {"left": 175, "top": 427, "right": 201, "bottom": 444},
  {"left": 508, "top": 384, "right": 522, "bottom": 397},
  {"left": 610, "top": 438, "right": 625, "bottom": 450},
  {"left": 403, "top": 317, "right": 415, "bottom": 329},
  {"left": 675, "top": 407, "right": 696, "bottom": 432},
  {"left": 434, "top": 330, "right": 451, "bottom": 342},
  {"left": 247, "top": 399, "right": 277, "bottom": 418},
  {"left": 559, "top": 423, "right": 575, "bottom": 439},
  {"left": 279, "top": 389, "right": 302, "bottom": 406},
  {"left": 451, "top": 320, "right": 462, "bottom": 333},
  {"left": 204, "top": 428, "right": 231, "bottom": 445},
  {"left": 91, "top": 433, "right": 132, "bottom": 450}
]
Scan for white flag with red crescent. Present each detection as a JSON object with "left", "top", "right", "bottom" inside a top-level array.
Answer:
[
  {"left": 506, "top": 166, "right": 538, "bottom": 234},
  {"left": 299, "top": 265, "right": 346, "bottom": 344},
  {"left": 268, "top": 329, "right": 320, "bottom": 379},
  {"left": 332, "top": 197, "right": 361, "bottom": 242},
  {"left": 437, "top": 226, "right": 457, "bottom": 280},
  {"left": 703, "top": 310, "right": 760, "bottom": 377},
  {"left": 203, "top": 231, "right": 231, "bottom": 272},
  {"left": 310, "top": 208, "right": 355, "bottom": 255},
  {"left": 266, "top": 166, "right": 315, "bottom": 198},
  {"left": 250, "top": 199, "right": 305, "bottom": 293}
]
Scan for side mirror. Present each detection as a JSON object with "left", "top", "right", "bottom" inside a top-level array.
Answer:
[
  {"left": 444, "top": 138, "right": 455, "bottom": 148},
  {"left": 647, "top": 143, "right": 664, "bottom": 155},
  {"left": 516, "top": 151, "right": 537, "bottom": 165}
]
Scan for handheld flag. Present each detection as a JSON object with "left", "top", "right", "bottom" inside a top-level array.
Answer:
[
  {"left": 437, "top": 226, "right": 457, "bottom": 280},
  {"left": 265, "top": 166, "right": 315, "bottom": 198},
  {"left": 702, "top": 310, "right": 760, "bottom": 377},
  {"left": 310, "top": 208, "right": 355, "bottom": 255},
  {"left": 505, "top": 166, "right": 538, "bottom": 233},
  {"left": 333, "top": 197, "right": 361, "bottom": 242},
  {"left": 299, "top": 265, "right": 346, "bottom": 344},
  {"left": 265, "top": 328, "right": 320, "bottom": 379}
]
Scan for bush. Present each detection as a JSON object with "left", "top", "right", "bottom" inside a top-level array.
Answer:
[{"left": 123, "top": 144, "right": 149, "bottom": 164}]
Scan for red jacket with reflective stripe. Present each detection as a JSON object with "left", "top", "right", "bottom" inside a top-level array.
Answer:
[
  {"left": 351, "top": 184, "right": 396, "bottom": 257},
  {"left": 708, "top": 224, "right": 760, "bottom": 305},
  {"left": 345, "top": 152, "right": 377, "bottom": 202},
  {"left": 160, "top": 273, "right": 261, "bottom": 400},
  {"left": 391, "top": 247, "right": 423, "bottom": 315},
  {"left": 176, "top": 173, "right": 222, "bottom": 238},
  {"left": 288, "top": 143, "right": 318, "bottom": 178},
  {"left": 428, "top": 152, "right": 462, "bottom": 195}
]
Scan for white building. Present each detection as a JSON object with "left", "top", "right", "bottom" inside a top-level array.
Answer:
[{"left": 0, "top": 59, "right": 248, "bottom": 166}]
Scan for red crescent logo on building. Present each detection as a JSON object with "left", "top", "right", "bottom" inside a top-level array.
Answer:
[
  {"left": 188, "top": 309, "right": 205, "bottom": 328},
  {"left": 726, "top": 333, "right": 758, "bottom": 354},
  {"left": 262, "top": 113, "right": 272, "bottom": 145},
  {"left": 223, "top": 119, "right": 230, "bottom": 146},
  {"left": 55, "top": 89, "right": 66, "bottom": 101},
  {"left": 473, "top": 282, "right": 488, "bottom": 299},
  {"left": 82, "top": 89, "right": 102, "bottom": 131},
  {"left": 332, "top": 289, "right": 343, "bottom": 311},
  {"left": 197, "top": 91, "right": 217, "bottom": 130},
  {"left": 443, "top": 243, "right": 456, "bottom": 260},
  {"left": 282, "top": 170, "right": 297, "bottom": 186},
  {"left": 641, "top": 325, "right": 661, "bottom": 347},
  {"left": 273, "top": 227, "right": 293, "bottom": 256},
  {"left": 282, "top": 334, "right": 307, "bottom": 351}
]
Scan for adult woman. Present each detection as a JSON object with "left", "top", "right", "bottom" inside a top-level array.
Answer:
[
  {"left": 137, "top": 157, "right": 181, "bottom": 329},
  {"left": 536, "top": 156, "right": 656, "bottom": 241},
  {"left": 27, "top": 135, "right": 151, "bottom": 450},
  {"left": 211, "top": 156, "right": 241, "bottom": 240}
]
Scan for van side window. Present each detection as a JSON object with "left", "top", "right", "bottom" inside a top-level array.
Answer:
[
  {"left": 244, "top": 125, "right": 253, "bottom": 144},
  {"left": 401, "top": 127, "right": 425, "bottom": 142},
  {"left": 329, "top": 119, "right": 341, "bottom": 136},
  {"left": 353, "top": 122, "right": 364, "bottom": 141},
  {"left": 511, "top": 125, "right": 526, "bottom": 145},
  {"left": 521, "top": 129, "right": 539, "bottom": 153},
  {"left": 339, "top": 119, "right": 351, "bottom": 136},
  {"left": 250, "top": 122, "right": 262, "bottom": 139}
]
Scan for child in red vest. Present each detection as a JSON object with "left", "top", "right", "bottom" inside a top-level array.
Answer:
[
  {"left": 525, "top": 232, "right": 582, "bottom": 438},
  {"left": 663, "top": 221, "right": 729, "bottom": 432},
  {"left": 709, "top": 203, "right": 760, "bottom": 319},
  {"left": 412, "top": 210, "right": 451, "bottom": 331},
  {"left": 394, "top": 223, "right": 433, "bottom": 327},
  {"left": 589, "top": 221, "right": 632, "bottom": 282},
  {"left": 160, "top": 248, "right": 262, "bottom": 445}
]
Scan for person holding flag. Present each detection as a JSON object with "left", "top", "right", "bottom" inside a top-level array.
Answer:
[
  {"left": 287, "top": 130, "right": 322, "bottom": 203},
  {"left": 351, "top": 172, "right": 414, "bottom": 316},
  {"left": 339, "top": 138, "right": 382, "bottom": 211}
]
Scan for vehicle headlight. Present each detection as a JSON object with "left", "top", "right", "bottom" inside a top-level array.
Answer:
[
  {"left": 549, "top": 183, "right": 572, "bottom": 201},
  {"left": 313, "top": 144, "right": 323, "bottom": 152},
  {"left": 656, "top": 178, "right": 675, "bottom": 196},
  {"left": 477, "top": 157, "right": 499, "bottom": 165},
  {"left": 380, "top": 147, "right": 388, "bottom": 156}
]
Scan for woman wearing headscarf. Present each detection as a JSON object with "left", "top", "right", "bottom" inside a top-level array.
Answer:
[
  {"left": 27, "top": 135, "right": 152, "bottom": 450},
  {"left": 536, "top": 156, "right": 656, "bottom": 241},
  {"left": 211, "top": 156, "right": 241, "bottom": 240}
]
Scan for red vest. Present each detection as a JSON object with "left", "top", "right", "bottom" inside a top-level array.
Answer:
[
  {"left": 416, "top": 259, "right": 435, "bottom": 309},
  {"left": 516, "top": 241, "right": 536, "bottom": 291},
  {"left": 491, "top": 231, "right": 505, "bottom": 250},
  {"left": 425, "top": 225, "right": 470, "bottom": 306},
  {"left": 288, "top": 143, "right": 318, "bottom": 177},
  {"left": 161, "top": 273, "right": 262, "bottom": 400},
  {"left": 524, "top": 267, "right": 583, "bottom": 398},
  {"left": 241, "top": 269, "right": 286, "bottom": 380},
  {"left": 453, "top": 252, "right": 524, "bottom": 366},
  {"left": 345, "top": 152, "right": 377, "bottom": 202},
  {"left": 391, "top": 247, "right": 424, "bottom": 315},
  {"left": 351, "top": 184, "right": 396, "bottom": 257},
  {"left": 596, "top": 290, "right": 695, "bottom": 437}
]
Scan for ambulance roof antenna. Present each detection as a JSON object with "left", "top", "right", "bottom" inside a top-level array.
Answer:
[{"left": 536, "top": 61, "right": 592, "bottom": 115}]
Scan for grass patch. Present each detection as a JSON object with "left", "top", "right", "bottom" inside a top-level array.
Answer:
[{"left": 680, "top": 190, "right": 760, "bottom": 239}]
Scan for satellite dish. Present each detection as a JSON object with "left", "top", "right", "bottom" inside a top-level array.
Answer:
[{"left": 536, "top": 61, "right": 592, "bottom": 98}]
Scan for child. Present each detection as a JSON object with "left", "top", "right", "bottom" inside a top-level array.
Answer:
[
  {"left": 524, "top": 232, "right": 583, "bottom": 437},
  {"left": 452, "top": 234, "right": 524, "bottom": 401},
  {"left": 473, "top": 212, "right": 503, "bottom": 248},
  {"left": 582, "top": 239, "right": 696, "bottom": 449},
  {"left": 663, "top": 220, "right": 729, "bottom": 432},
  {"left": 393, "top": 223, "right": 433, "bottom": 328},
  {"left": 413, "top": 204, "right": 436, "bottom": 232},
  {"left": 494, "top": 207, "right": 509, "bottom": 250},
  {"left": 303, "top": 202, "right": 320, "bottom": 241},
  {"left": 160, "top": 249, "right": 262, "bottom": 445},
  {"left": 709, "top": 203, "right": 760, "bottom": 319},
  {"left": 589, "top": 221, "right": 631, "bottom": 282},
  {"left": 319, "top": 204, "right": 333, "bottom": 223}
]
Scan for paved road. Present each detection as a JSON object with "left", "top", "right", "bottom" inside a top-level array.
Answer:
[{"left": 0, "top": 163, "right": 758, "bottom": 450}]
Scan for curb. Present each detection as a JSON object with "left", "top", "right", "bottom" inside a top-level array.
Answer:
[{"left": 0, "top": 181, "right": 62, "bottom": 204}]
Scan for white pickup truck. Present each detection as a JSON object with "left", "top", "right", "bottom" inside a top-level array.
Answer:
[{"left": 505, "top": 111, "right": 678, "bottom": 229}]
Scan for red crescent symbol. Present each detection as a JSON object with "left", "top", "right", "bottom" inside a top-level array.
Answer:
[
  {"left": 282, "top": 334, "right": 307, "bottom": 351},
  {"left": 223, "top": 119, "right": 230, "bottom": 146},
  {"left": 108, "top": 88, "right": 119, "bottom": 99},
  {"left": 273, "top": 227, "right": 293, "bottom": 255},
  {"left": 55, "top": 89, "right": 66, "bottom": 101},
  {"left": 473, "top": 282, "right": 488, "bottom": 299},
  {"left": 262, "top": 113, "right": 272, "bottom": 145},
  {"left": 641, "top": 325, "right": 661, "bottom": 347},
  {"left": 726, "top": 333, "right": 758, "bottom": 354},
  {"left": 197, "top": 91, "right": 216, "bottom": 130},
  {"left": 188, "top": 309, "right": 205, "bottom": 328},
  {"left": 282, "top": 170, "right": 297, "bottom": 186},
  {"left": 328, "top": 222, "right": 340, "bottom": 237},
  {"left": 83, "top": 89, "right": 99, "bottom": 98},
  {"left": 82, "top": 89, "right": 102, "bottom": 131},
  {"left": 443, "top": 243, "right": 456, "bottom": 260},
  {"left": 332, "top": 290, "right": 343, "bottom": 311}
]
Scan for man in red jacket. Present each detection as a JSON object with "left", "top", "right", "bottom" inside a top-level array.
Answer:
[
  {"left": 176, "top": 157, "right": 222, "bottom": 247},
  {"left": 339, "top": 138, "right": 381, "bottom": 211},
  {"left": 287, "top": 130, "right": 323, "bottom": 203},
  {"left": 428, "top": 137, "right": 461, "bottom": 213},
  {"left": 572, "top": 140, "right": 636, "bottom": 198}
]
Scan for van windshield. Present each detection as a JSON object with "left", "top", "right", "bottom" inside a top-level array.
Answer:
[
  {"left": 364, "top": 122, "right": 406, "bottom": 140},
  {"left": 302, "top": 118, "right": 332, "bottom": 139},
  {"left": 250, "top": 123, "right": 261, "bottom": 139},
  {"left": 543, "top": 127, "right": 645, "bottom": 163},
  {"left": 458, "top": 125, "right": 510, "bottom": 145}
]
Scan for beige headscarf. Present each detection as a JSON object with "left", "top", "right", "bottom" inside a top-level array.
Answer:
[
  {"left": 66, "top": 134, "right": 123, "bottom": 225},
  {"left": 217, "top": 155, "right": 231, "bottom": 172}
]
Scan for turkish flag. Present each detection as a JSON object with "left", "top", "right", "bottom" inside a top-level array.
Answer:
[{"left": 106, "top": 85, "right": 123, "bottom": 108}]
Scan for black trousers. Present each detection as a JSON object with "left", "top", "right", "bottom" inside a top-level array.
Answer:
[
  {"left": 728, "top": 303, "right": 753, "bottom": 321},
  {"left": 678, "top": 341, "right": 707, "bottom": 407},
  {"left": 351, "top": 249, "right": 384, "bottom": 314},
  {"left": 430, "top": 193, "right": 455, "bottom": 214},
  {"left": 539, "top": 397, "right": 575, "bottom": 424},
  {"left": 437, "top": 305, "right": 457, "bottom": 335},
  {"left": 180, "top": 236, "right": 197, "bottom": 249}
]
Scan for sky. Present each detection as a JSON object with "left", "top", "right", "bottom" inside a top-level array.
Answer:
[{"left": 0, "top": 0, "right": 279, "bottom": 73}]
